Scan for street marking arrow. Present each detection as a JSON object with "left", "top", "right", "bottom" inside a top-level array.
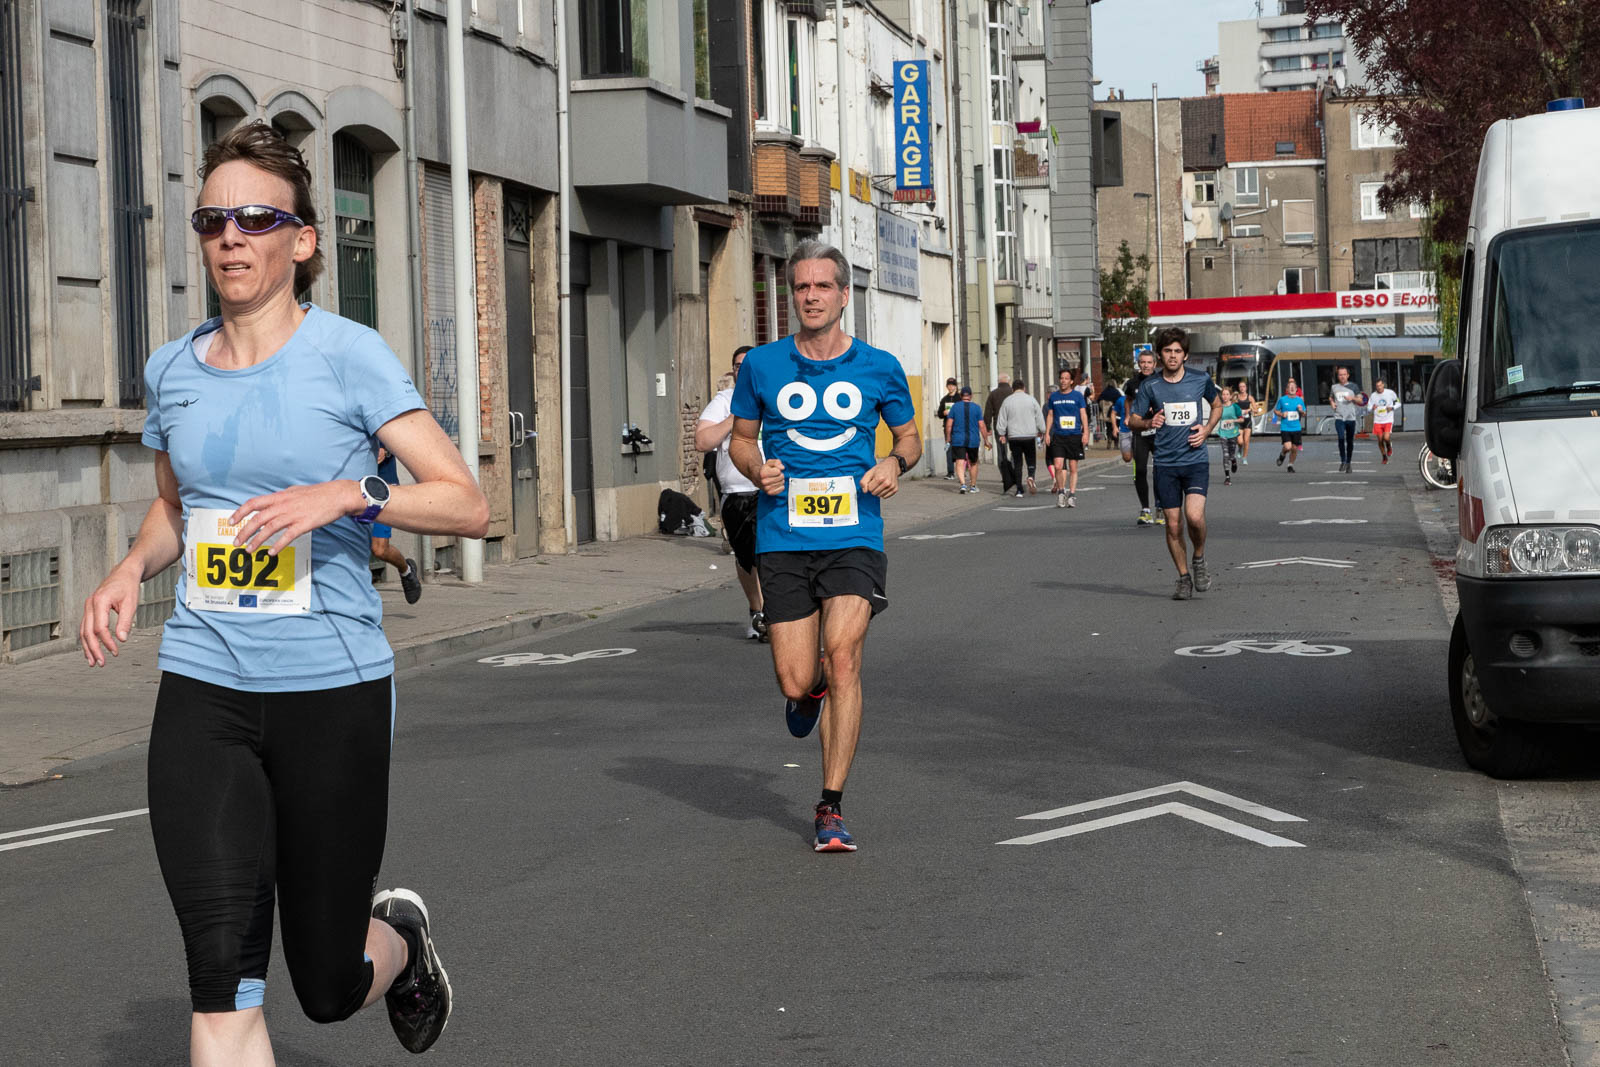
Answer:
[
  {"left": 1291, "top": 496, "right": 1365, "bottom": 502},
  {"left": 998, "top": 781, "right": 1306, "bottom": 848},
  {"left": 1235, "top": 556, "right": 1354, "bottom": 569},
  {"left": 1309, "top": 481, "right": 1367, "bottom": 485},
  {"left": 998, "top": 801, "right": 1305, "bottom": 847}
]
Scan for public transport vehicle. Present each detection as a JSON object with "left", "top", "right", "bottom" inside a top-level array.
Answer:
[
  {"left": 1217, "top": 335, "right": 1441, "bottom": 432},
  {"left": 1425, "top": 97, "right": 1600, "bottom": 776}
]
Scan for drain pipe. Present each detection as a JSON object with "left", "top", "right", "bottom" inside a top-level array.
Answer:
[
  {"left": 556, "top": 0, "right": 575, "bottom": 551},
  {"left": 446, "top": 0, "right": 483, "bottom": 582},
  {"left": 398, "top": 0, "right": 432, "bottom": 577}
]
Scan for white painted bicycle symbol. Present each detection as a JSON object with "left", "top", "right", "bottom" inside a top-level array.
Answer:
[
  {"left": 1174, "top": 639, "right": 1350, "bottom": 658},
  {"left": 478, "top": 648, "right": 637, "bottom": 667}
]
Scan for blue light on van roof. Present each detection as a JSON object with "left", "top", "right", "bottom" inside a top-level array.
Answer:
[{"left": 1547, "top": 97, "right": 1586, "bottom": 112}]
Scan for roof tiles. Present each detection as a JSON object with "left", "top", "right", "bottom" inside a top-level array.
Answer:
[{"left": 1221, "top": 90, "right": 1322, "bottom": 163}]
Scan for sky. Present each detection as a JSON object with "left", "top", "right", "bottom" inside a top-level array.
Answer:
[{"left": 1091, "top": 0, "right": 1265, "bottom": 100}]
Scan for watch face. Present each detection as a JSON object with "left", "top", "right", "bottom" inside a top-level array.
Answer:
[{"left": 363, "top": 475, "right": 391, "bottom": 504}]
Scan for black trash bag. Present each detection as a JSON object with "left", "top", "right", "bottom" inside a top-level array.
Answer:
[{"left": 658, "top": 488, "right": 709, "bottom": 536}]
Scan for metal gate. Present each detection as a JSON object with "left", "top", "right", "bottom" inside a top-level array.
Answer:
[
  {"left": 503, "top": 191, "right": 539, "bottom": 557},
  {"left": 106, "top": 0, "right": 148, "bottom": 406},
  {"left": 422, "top": 167, "right": 457, "bottom": 440},
  {"left": 0, "top": 0, "right": 32, "bottom": 411}
]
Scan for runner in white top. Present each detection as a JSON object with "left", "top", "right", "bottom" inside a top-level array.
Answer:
[
  {"left": 696, "top": 346, "right": 767, "bottom": 639},
  {"left": 1365, "top": 378, "right": 1400, "bottom": 465}
]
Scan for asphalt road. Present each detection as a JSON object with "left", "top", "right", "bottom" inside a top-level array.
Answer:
[{"left": 1, "top": 434, "right": 1582, "bottom": 1066}]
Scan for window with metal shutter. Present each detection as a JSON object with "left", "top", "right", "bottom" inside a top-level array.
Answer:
[{"left": 422, "top": 167, "right": 457, "bottom": 441}]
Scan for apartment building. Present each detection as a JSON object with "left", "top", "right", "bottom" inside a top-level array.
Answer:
[{"left": 1215, "top": 0, "right": 1365, "bottom": 95}]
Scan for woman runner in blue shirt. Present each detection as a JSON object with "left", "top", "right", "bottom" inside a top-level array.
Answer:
[{"left": 78, "top": 122, "right": 487, "bottom": 1064}]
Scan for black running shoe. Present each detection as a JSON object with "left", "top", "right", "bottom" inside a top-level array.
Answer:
[
  {"left": 748, "top": 611, "right": 770, "bottom": 643},
  {"left": 785, "top": 688, "right": 826, "bottom": 738},
  {"left": 1287, "top": 463, "right": 1295, "bottom": 473},
  {"left": 1276, "top": 452, "right": 1286, "bottom": 467},
  {"left": 373, "top": 889, "right": 453, "bottom": 1054},
  {"left": 400, "top": 560, "right": 422, "bottom": 605}
]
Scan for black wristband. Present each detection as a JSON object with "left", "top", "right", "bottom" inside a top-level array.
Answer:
[{"left": 895, "top": 454, "right": 910, "bottom": 475}]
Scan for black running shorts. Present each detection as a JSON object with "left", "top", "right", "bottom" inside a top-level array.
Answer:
[
  {"left": 953, "top": 445, "right": 979, "bottom": 464},
  {"left": 757, "top": 548, "right": 889, "bottom": 624},
  {"left": 1047, "top": 437, "right": 1085, "bottom": 463},
  {"left": 720, "top": 491, "right": 759, "bottom": 572},
  {"left": 1281, "top": 430, "right": 1303, "bottom": 446},
  {"left": 148, "top": 672, "right": 393, "bottom": 1018}
]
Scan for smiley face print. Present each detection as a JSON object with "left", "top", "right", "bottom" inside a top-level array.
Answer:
[{"left": 776, "top": 380, "right": 865, "bottom": 452}]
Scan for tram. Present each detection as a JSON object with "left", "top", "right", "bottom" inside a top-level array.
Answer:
[{"left": 1216, "top": 335, "right": 1442, "bottom": 432}]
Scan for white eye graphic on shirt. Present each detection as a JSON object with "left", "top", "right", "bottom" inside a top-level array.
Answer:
[{"left": 777, "top": 381, "right": 863, "bottom": 452}]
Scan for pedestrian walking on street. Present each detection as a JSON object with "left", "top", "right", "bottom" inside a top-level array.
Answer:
[
  {"left": 1235, "top": 380, "right": 1256, "bottom": 464},
  {"left": 935, "top": 377, "right": 961, "bottom": 479},
  {"left": 1124, "top": 349, "right": 1161, "bottom": 525},
  {"left": 1367, "top": 378, "right": 1400, "bottom": 464},
  {"left": 728, "top": 238, "right": 921, "bottom": 853},
  {"left": 1097, "top": 376, "right": 1122, "bottom": 450},
  {"left": 697, "top": 345, "right": 768, "bottom": 640},
  {"left": 944, "top": 385, "right": 987, "bottom": 494},
  {"left": 368, "top": 447, "right": 423, "bottom": 604},
  {"left": 983, "top": 372, "right": 1015, "bottom": 493},
  {"left": 78, "top": 122, "right": 484, "bottom": 1062},
  {"left": 1044, "top": 368, "right": 1087, "bottom": 507},
  {"left": 1274, "top": 378, "right": 1307, "bottom": 473},
  {"left": 1217, "top": 387, "right": 1243, "bottom": 486},
  {"left": 1329, "top": 365, "right": 1362, "bottom": 473},
  {"left": 1127, "top": 327, "right": 1222, "bottom": 600},
  {"left": 997, "top": 379, "right": 1046, "bottom": 497}
]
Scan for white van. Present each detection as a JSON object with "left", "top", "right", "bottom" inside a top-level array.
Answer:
[{"left": 1425, "top": 98, "right": 1600, "bottom": 777}]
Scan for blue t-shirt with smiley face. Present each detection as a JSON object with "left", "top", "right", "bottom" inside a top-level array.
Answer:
[{"left": 730, "top": 334, "right": 915, "bottom": 554}]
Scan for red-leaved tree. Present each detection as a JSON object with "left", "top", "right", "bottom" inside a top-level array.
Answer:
[{"left": 1307, "top": 0, "right": 1600, "bottom": 252}]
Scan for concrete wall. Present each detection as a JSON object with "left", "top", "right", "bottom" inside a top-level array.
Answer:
[
  {"left": 1093, "top": 97, "right": 1185, "bottom": 303},
  {"left": 1325, "top": 97, "right": 1422, "bottom": 291},
  {"left": 1045, "top": 0, "right": 1099, "bottom": 341}
]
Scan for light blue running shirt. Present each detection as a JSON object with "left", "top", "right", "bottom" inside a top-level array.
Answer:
[
  {"left": 730, "top": 335, "right": 915, "bottom": 554},
  {"left": 141, "top": 305, "right": 426, "bottom": 692}
]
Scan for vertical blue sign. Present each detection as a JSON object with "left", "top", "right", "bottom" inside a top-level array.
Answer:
[{"left": 894, "top": 60, "right": 933, "bottom": 201}]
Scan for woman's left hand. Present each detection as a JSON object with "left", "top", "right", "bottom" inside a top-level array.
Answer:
[{"left": 229, "top": 481, "right": 361, "bottom": 554}]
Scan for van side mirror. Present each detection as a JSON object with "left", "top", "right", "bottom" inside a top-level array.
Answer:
[{"left": 1424, "top": 360, "right": 1465, "bottom": 460}]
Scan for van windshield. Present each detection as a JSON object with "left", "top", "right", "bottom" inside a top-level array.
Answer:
[{"left": 1483, "top": 221, "right": 1600, "bottom": 410}]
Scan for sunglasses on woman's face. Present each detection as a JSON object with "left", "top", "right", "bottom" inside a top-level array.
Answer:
[{"left": 190, "top": 204, "right": 304, "bottom": 236}]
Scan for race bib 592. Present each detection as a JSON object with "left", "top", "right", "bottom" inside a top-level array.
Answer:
[{"left": 184, "top": 508, "right": 312, "bottom": 614}]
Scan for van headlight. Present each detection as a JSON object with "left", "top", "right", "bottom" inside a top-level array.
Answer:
[{"left": 1484, "top": 526, "right": 1600, "bottom": 576}]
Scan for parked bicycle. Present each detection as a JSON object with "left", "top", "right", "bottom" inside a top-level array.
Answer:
[{"left": 1419, "top": 443, "right": 1457, "bottom": 490}]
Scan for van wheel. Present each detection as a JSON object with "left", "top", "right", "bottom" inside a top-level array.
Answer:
[{"left": 1449, "top": 614, "right": 1549, "bottom": 777}]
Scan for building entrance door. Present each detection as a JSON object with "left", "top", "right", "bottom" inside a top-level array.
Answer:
[{"left": 504, "top": 194, "right": 539, "bottom": 557}]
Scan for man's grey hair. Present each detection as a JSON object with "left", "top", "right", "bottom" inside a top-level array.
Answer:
[
  {"left": 786, "top": 239, "right": 851, "bottom": 291},
  {"left": 997, "top": 372, "right": 1011, "bottom": 383}
]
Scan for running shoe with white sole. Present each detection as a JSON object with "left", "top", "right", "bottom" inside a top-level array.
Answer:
[
  {"left": 1067, "top": 494, "right": 1077, "bottom": 508},
  {"left": 785, "top": 687, "right": 826, "bottom": 738},
  {"left": 814, "top": 803, "right": 857, "bottom": 852},
  {"left": 747, "top": 611, "right": 770, "bottom": 642},
  {"left": 372, "top": 889, "right": 452, "bottom": 1055},
  {"left": 1172, "top": 573, "right": 1194, "bottom": 600},
  {"left": 1137, "top": 508, "right": 1154, "bottom": 526},
  {"left": 1191, "top": 556, "right": 1211, "bottom": 592},
  {"left": 1057, "top": 490, "right": 1067, "bottom": 508}
]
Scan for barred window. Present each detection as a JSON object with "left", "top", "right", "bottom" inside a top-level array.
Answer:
[{"left": 333, "top": 133, "right": 377, "bottom": 329}]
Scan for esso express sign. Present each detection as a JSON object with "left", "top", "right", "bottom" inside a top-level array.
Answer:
[{"left": 1336, "top": 288, "right": 1439, "bottom": 311}]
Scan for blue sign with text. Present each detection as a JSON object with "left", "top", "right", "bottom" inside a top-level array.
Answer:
[{"left": 894, "top": 60, "right": 932, "bottom": 198}]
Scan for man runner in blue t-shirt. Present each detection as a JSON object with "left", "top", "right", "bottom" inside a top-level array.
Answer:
[
  {"left": 729, "top": 240, "right": 921, "bottom": 853},
  {"left": 1128, "top": 327, "right": 1222, "bottom": 600},
  {"left": 1043, "top": 368, "right": 1088, "bottom": 508}
]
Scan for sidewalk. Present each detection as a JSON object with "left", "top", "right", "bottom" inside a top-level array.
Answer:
[{"left": 3, "top": 466, "right": 1120, "bottom": 785}]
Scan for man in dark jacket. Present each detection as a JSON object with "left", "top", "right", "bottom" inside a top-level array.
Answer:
[{"left": 983, "top": 373, "right": 1014, "bottom": 493}]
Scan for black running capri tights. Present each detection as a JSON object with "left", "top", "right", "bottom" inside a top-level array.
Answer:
[{"left": 147, "top": 671, "right": 393, "bottom": 1019}]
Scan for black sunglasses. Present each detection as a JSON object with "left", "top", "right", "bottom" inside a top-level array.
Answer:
[{"left": 190, "top": 204, "right": 304, "bottom": 236}]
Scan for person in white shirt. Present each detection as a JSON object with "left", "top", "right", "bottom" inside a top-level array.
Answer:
[
  {"left": 1328, "top": 365, "right": 1363, "bottom": 474},
  {"left": 696, "top": 346, "right": 768, "bottom": 639},
  {"left": 1365, "top": 378, "right": 1401, "bottom": 465}
]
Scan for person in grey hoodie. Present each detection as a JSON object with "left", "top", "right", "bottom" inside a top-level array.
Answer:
[{"left": 996, "top": 379, "right": 1047, "bottom": 497}]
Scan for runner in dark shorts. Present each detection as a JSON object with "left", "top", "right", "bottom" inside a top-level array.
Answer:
[{"left": 729, "top": 239, "right": 921, "bottom": 853}]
